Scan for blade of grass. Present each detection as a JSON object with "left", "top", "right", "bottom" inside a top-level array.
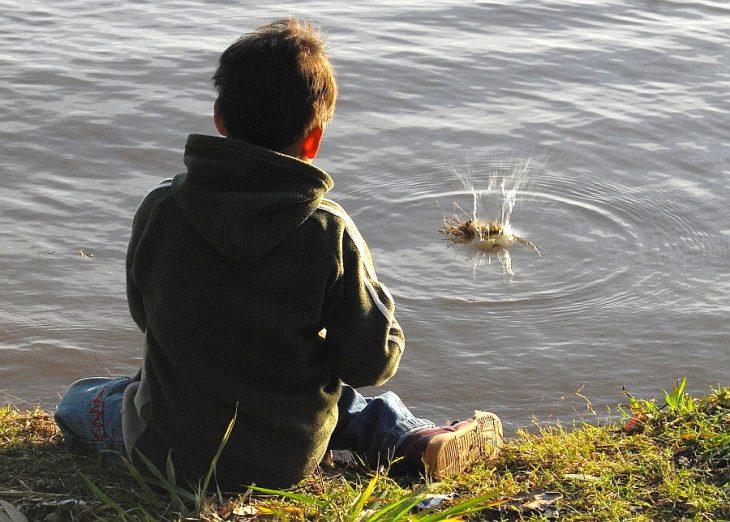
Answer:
[
  {"left": 348, "top": 472, "right": 380, "bottom": 519},
  {"left": 138, "top": 505, "right": 160, "bottom": 522},
  {"left": 133, "top": 448, "right": 197, "bottom": 506},
  {"left": 79, "top": 472, "right": 132, "bottom": 521},
  {"left": 245, "top": 485, "right": 326, "bottom": 508},
  {"left": 166, "top": 451, "right": 176, "bottom": 489},
  {"left": 200, "top": 403, "right": 239, "bottom": 498},
  {"left": 120, "top": 455, "right": 158, "bottom": 501},
  {"left": 366, "top": 485, "right": 431, "bottom": 522},
  {"left": 416, "top": 490, "right": 504, "bottom": 521}
]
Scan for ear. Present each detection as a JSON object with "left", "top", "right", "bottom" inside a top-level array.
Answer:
[
  {"left": 213, "top": 99, "right": 227, "bottom": 137},
  {"left": 301, "top": 126, "right": 324, "bottom": 160}
]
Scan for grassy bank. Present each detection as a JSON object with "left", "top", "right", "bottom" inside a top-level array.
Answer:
[{"left": 1, "top": 381, "right": 728, "bottom": 521}]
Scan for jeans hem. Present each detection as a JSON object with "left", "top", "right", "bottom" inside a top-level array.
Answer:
[{"left": 381, "top": 417, "right": 435, "bottom": 456}]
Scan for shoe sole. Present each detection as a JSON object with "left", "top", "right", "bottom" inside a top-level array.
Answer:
[{"left": 422, "top": 411, "right": 503, "bottom": 479}]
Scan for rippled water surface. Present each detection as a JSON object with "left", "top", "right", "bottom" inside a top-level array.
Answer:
[{"left": 2, "top": 0, "right": 729, "bottom": 432}]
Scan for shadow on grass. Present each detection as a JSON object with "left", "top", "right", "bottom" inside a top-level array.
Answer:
[
  {"left": 0, "top": 407, "right": 383, "bottom": 522},
  {"left": 0, "top": 407, "right": 139, "bottom": 521}
]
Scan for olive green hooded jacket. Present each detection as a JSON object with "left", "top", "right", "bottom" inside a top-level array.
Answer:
[{"left": 123, "top": 134, "right": 404, "bottom": 489}]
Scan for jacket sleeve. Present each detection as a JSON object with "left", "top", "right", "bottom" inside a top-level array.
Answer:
[
  {"left": 126, "top": 198, "right": 149, "bottom": 333},
  {"left": 126, "top": 180, "right": 172, "bottom": 333},
  {"left": 322, "top": 222, "right": 405, "bottom": 388}
]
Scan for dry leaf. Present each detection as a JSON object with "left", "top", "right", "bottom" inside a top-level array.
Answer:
[{"left": 0, "top": 500, "right": 29, "bottom": 522}]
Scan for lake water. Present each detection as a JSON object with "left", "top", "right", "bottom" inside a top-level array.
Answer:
[{"left": 1, "top": 0, "right": 729, "bottom": 434}]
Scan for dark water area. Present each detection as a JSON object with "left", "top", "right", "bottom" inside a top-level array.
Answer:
[{"left": 1, "top": 0, "right": 729, "bottom": 433}]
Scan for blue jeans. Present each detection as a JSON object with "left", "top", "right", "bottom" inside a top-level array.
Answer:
[{"left": 54, "top": 376, "right": 434, "bottom": 468}]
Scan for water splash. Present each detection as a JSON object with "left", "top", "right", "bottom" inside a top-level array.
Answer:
[
  {"left": 452, "top": 156, "right": 536, "bottom": 231},
  {"left": 441, "top": 156, "right": 543, "bottom": 276}
]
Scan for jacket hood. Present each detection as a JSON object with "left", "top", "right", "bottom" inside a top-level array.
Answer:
[{"left": 171, "top": 134, "right": 334, "bottom": 262}]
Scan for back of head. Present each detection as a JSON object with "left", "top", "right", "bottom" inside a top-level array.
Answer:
[{"left": 212, "top": 18, "right": 338, "bottom": 152}]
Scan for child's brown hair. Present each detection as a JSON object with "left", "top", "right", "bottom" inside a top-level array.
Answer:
[{"left": 212, "top": 18, "right": 338, "bottom": 152}]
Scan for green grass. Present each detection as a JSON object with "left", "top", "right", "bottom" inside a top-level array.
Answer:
[{"left": 1, "top": 381, "right": 728, "bottom": 521}]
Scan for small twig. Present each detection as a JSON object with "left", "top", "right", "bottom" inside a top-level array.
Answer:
[
  {"left": 621, "top": 386, "right": 636, "bottom": 400},
  {"left": 0, "top": 489, "right": 68, "bottom": 499}
]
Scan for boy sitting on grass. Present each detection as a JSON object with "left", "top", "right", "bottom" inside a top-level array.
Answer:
[{"left": 55, "top": 18, "right": 503, "bottom": 490}]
